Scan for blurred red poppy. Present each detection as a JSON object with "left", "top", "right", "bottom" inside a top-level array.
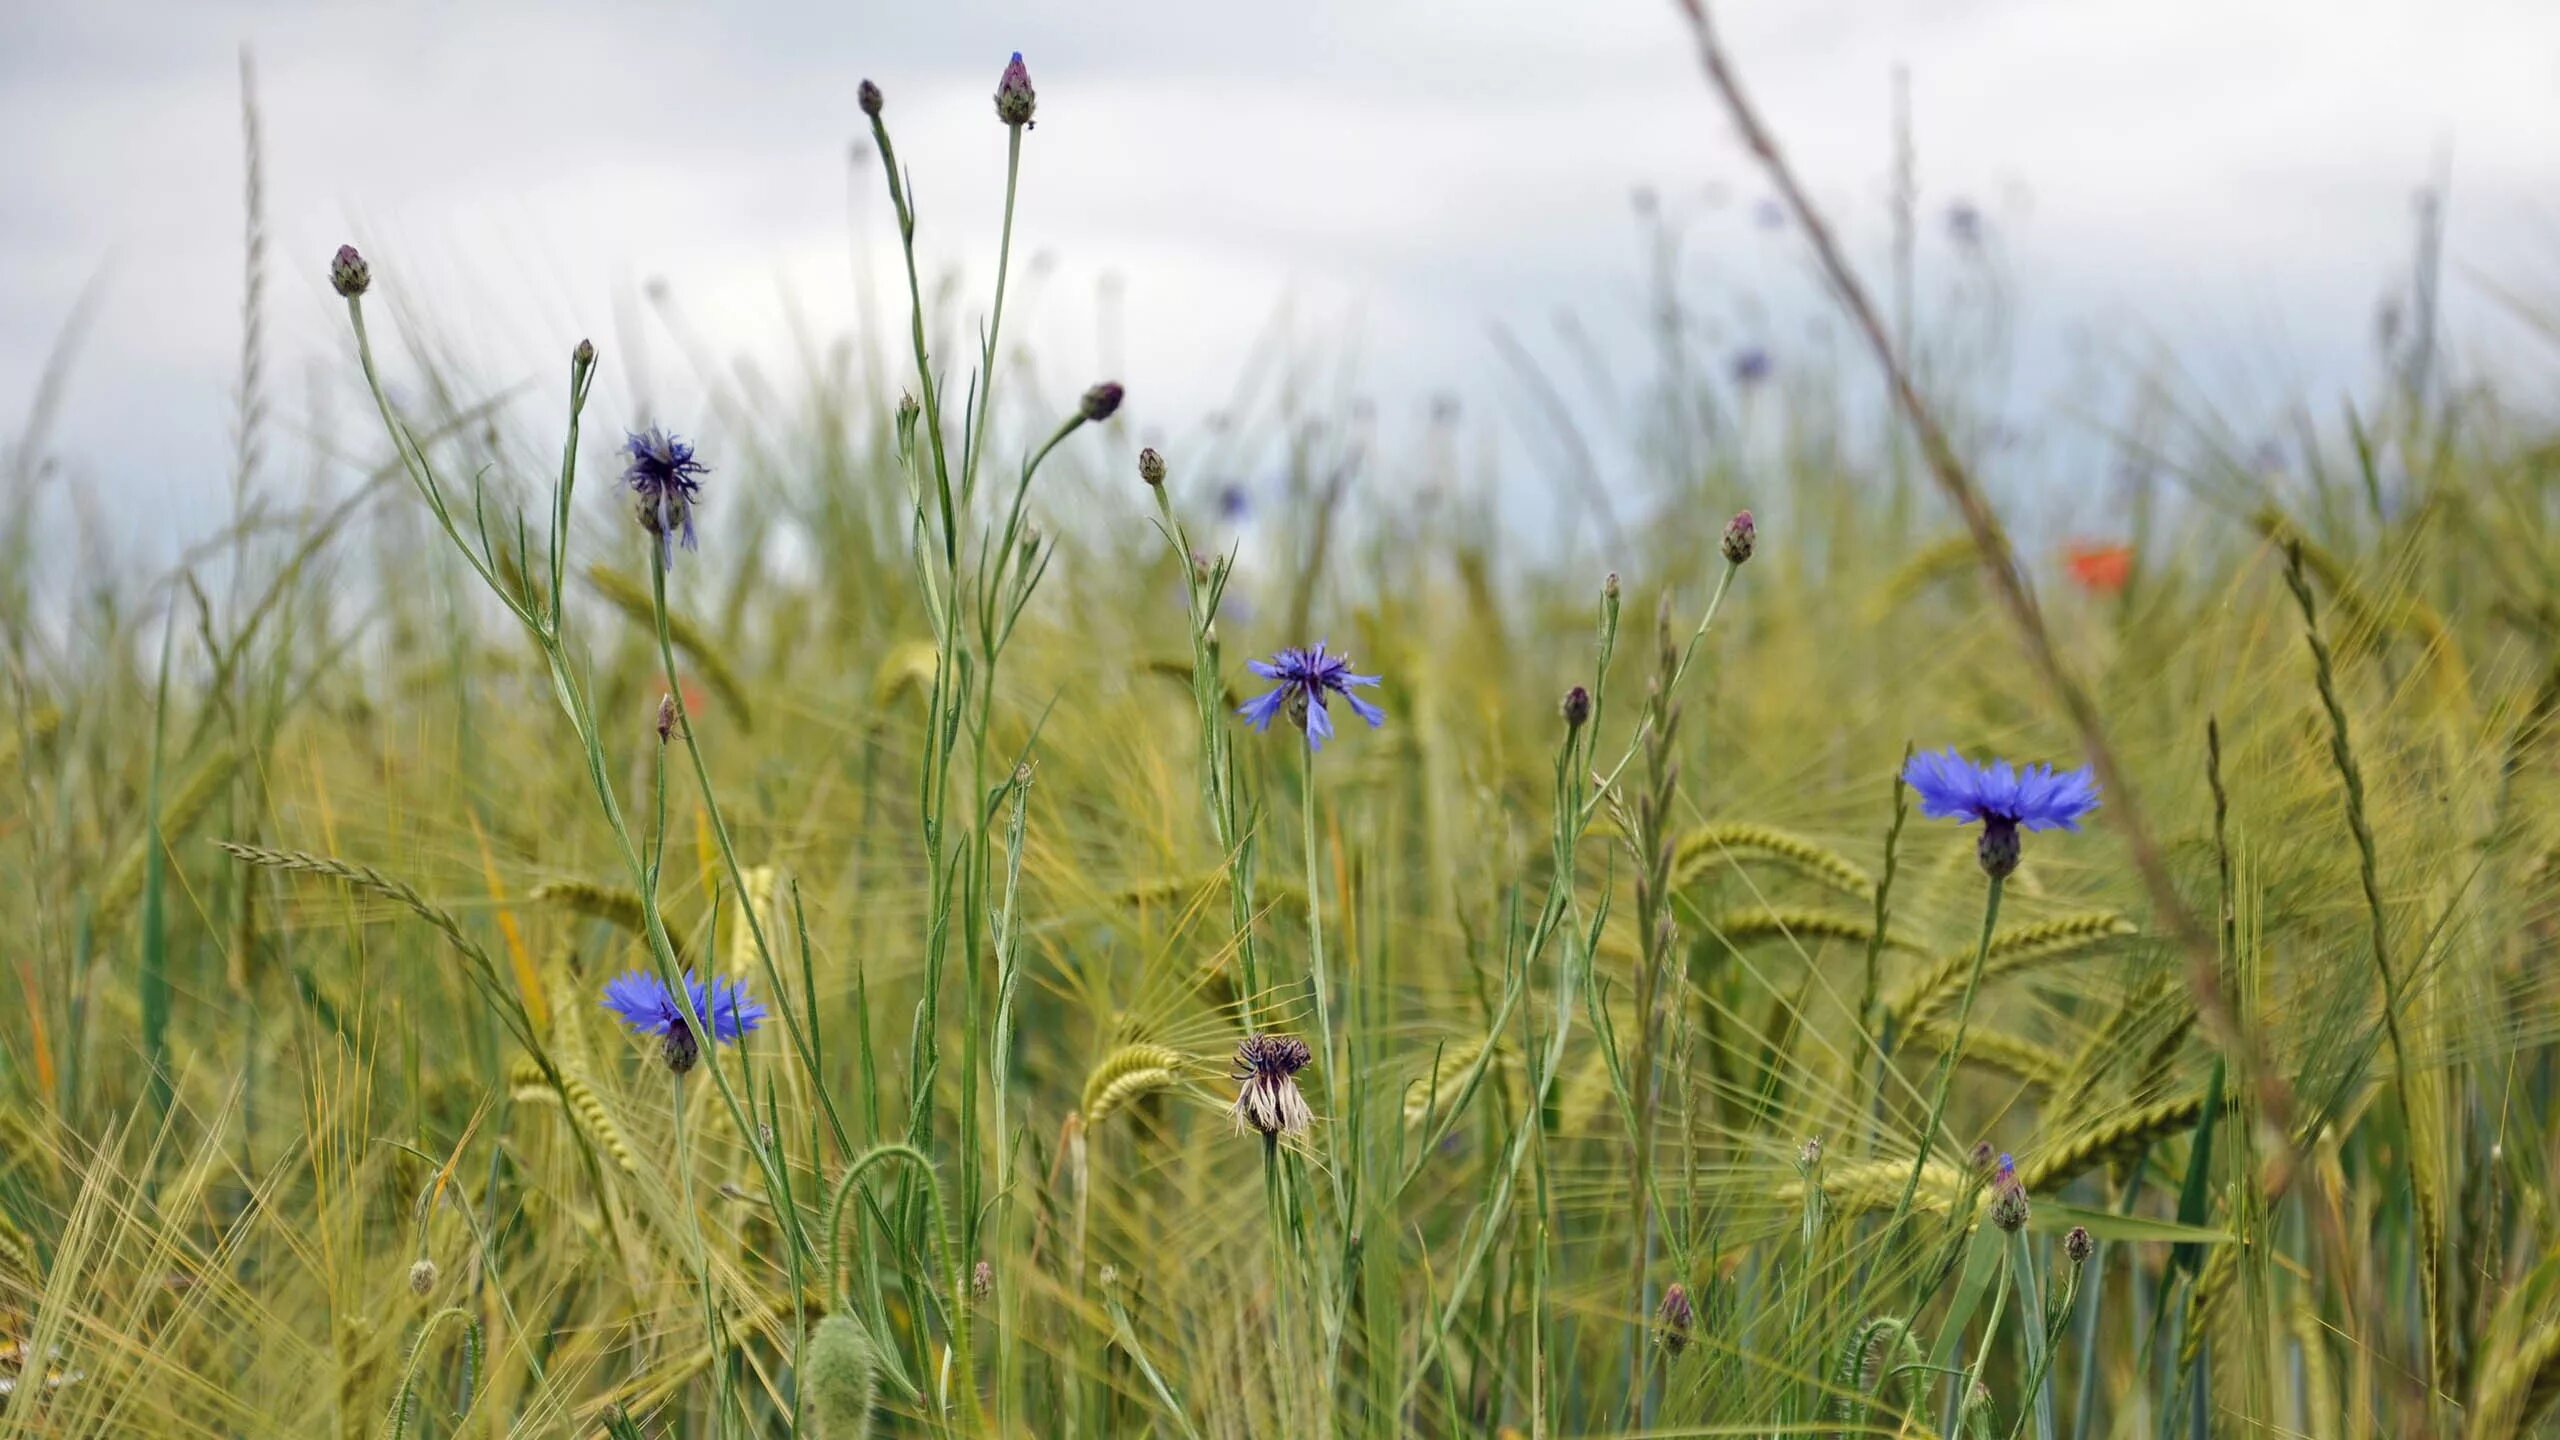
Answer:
[{"left": 2064, "top": 543, "right": 2134, "bottom": 595}]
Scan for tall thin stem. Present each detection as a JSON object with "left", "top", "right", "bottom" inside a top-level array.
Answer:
[{"left": 1886, "top": 871, "right": 2004, "bottom": 1241}]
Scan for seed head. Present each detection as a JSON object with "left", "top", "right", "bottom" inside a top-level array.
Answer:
[
  {"left": 972, "top": 1259, "right": 994, "bottom": 1299},
  {"left": 1721, "top": 509, "right": 1756, "bottom": 565},
  {"left": 1229, "top": 1034, "right": 1315, "bottom": 1137},
  {"left": 994, "top": 52, "right": 1036, "bottom": 127},
  {"left": 1987, "top": 1153, "right": 2030, "bottom": 1233},
  {"left": 1138, "top": 447, "right": 1167, "bottom": 486},
  {"left": 1603, "top": 571, "right": 1621, "bottom": 602},
  {"left": 1654, "top": 1282, "right": 1694, "bottom": 1355},
  {"left": 329, "top": 244, "right": 371, "bottom": 298},
  {"left": 1080, "top": 381, "right": 1125, "bottom": 422},
  {"left": 408, "top": 1259, "right": 438, "bottom": 1296},
  {"left": 1561, "top": 685, "right": 1591, "bottom": 731},
  {"left": 1798, "top": 1136, "right": 1824, "bottom": 1173},
  {"left": 2063, "top": 1225, "right": 2094, "bottom": 1266},
  {"left": 858, "top": 79, "right": 884, "bottom": 117}
]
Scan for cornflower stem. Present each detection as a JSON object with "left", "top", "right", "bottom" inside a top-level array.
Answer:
[
  {"left": 1300, "top": 739, "right": 1345, "bottom": 1194},
  {"left": 960, "top": 125, "right": 1024, "bottom": 509},
  {"left": 865, "top": 108, "right": 957, "bottom": 568},
  {"left": 986, "top": 768, "right": 1033, "bottom": 1432},
  {"left": 1262, "top": 1137, "right": 1301, "bottom": 1432},
  {"left": 672, "top": 1072, "right": 732, "bottom": 1434},
  {"left": 1886, "top": 871, "right": 2004, "bottom": 1247},
  {"left": 2006, "top": 1232, "right": 2077, "bottom": 1440},
  {"left": 1583, "top": 562, "right": 1734, "bottom": 821},
  {"left": 1956, "top": 1246, "right": 2013, "bottom": 1436},
  {"left": 648, "top": 553, "right": 854, "bottom": 1168},
  {"left": 1146, "top": 484, "right": 1261, "bottom": 1028}
]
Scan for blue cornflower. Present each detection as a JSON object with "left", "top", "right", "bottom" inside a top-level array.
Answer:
[
  {"left": 1901, "top": 748, "right": 2100, "bottom": 879},
  {"left": 623, "top": 428, "right": 708, "bottom": 567},
  {"left": 1987, "top": 1151, "right": 2030, "bottom": 1232},
  {"left": 602, "top": 969, "right": 765, "bottom": 1074},
  {"left": 1239, "top": 642, "right": 1384, "bottom": 751},
  {"left": 1730, "top": 347, "right": 1773, "bottom": 386}
]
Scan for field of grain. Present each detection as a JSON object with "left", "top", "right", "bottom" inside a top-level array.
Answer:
[{"left": 4, "top": 21, "right": 2558, "bottom": 1440}]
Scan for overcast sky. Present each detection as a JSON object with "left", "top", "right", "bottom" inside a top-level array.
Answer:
[{"left": 4, "top": 0, "right": 2556, "bottom": 570}]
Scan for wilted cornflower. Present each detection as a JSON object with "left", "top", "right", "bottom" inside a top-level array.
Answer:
[
  {"left": 1654, "top": 1282, "right": 1694, "bottom": 1355},
  {"left": 1239, "top": 642, "right": 1385, "bottom": 751},
  {"left": 1901, "top": 748, "right": 2100, "bottom": 879},
  {"left": 623, "top": 427, "right": 709, "bottom": 567},
  {"left": 1080, "top": 381, "right": 1124, "bottom": 422},
  {"left": 1987, "top": 1152, "right": 2030, "bottom": 1233},
  {"left": 602, "top": 969, "right": 766, "bottom": 1075},
  {"left": 1229, "top": 1034, "right": 1314, "bottom": 1138}
]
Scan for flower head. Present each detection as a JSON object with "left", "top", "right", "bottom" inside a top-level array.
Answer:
[
  {"left": 602, "top": 969, "right": 765, "bottom": 1074},
  {"left": 1560, "top": 684, "right": 1592, "bottom": 731},
  {"left": 2063, "top": 1225, "right": 2094, "bottom": 1266},
  {"left": 1229, "top": 1034, "right": 1314, "bottom": 1137},
  {"left": 1987, "top": 1152, "right": 2030, "bottom": 1233},
  {"left": 330, "top": 244, "right": 371, "bottom": 298},
  {"left": 1901, "top": 748, "right": 2100, "bottom": 879},
  {"left": 1239, "top": 642, "right": 1385, "bottom": 751},
  {"left": 858, "top": 79, "right": 884, "bottom": 117},
  {"left": 995, "top": 52, "right": 1036, "bottom": 127},
  {"left": 2064, "top": 542, "right": 2134, "bottom": 596},
  {"left": 1655, "top": 1282, "right": 1695, "bottom": 1355},
  {"left": 622, "top": 428, "right": 709, "bottom": 567},
  {"left": 1722, "top": 509, "right": 1757, "bottom": 565}
]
